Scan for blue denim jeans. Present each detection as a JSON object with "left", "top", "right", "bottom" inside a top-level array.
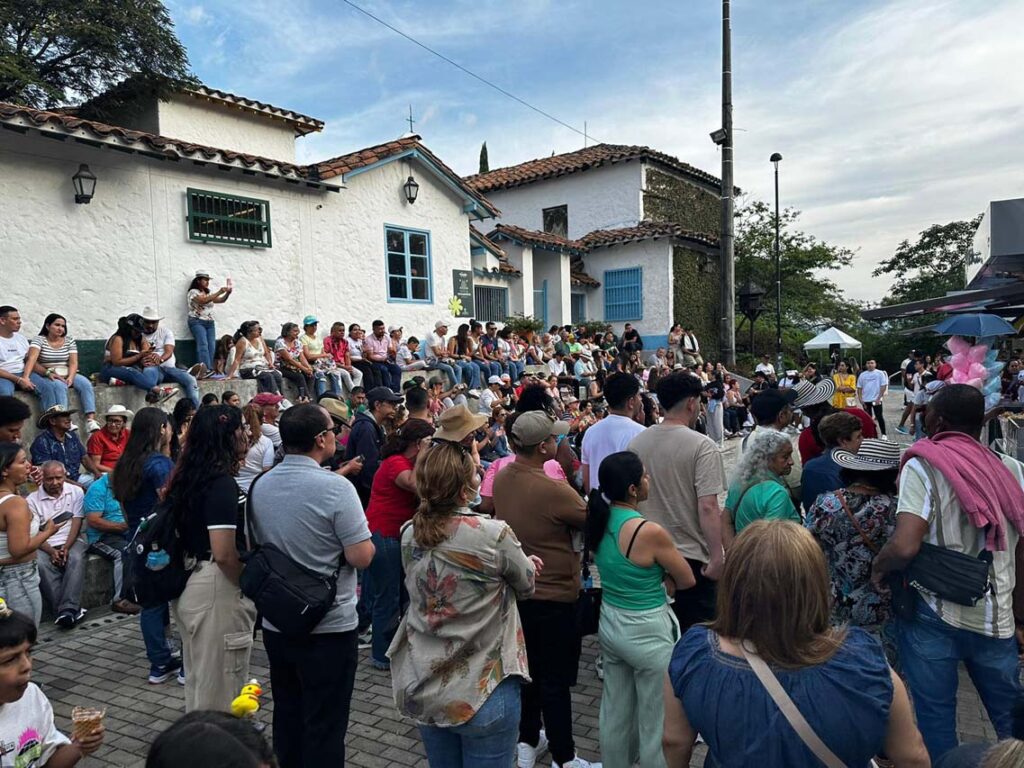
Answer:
[
  {"left": 141, "top": 602, "right": 174, "bottom": 668},
  {"left": 374, "top": 362, "right": 402, "bottom": 393},
  {"left": 157, "top": 366, "right": 200, "bottom": 408},
  {"left": 29, "top": 373, "right": 96, "bottom": 414},
  {"left": 455, "top": 361, "right": 480, "bottom": 389},
  {"left": 507, "top": 360, "right": 525, "bottom": 382},
  {"left": 187, "top": 318, "right": 216, "bottom": 370},
  {"left": 100, "top": 364, "right": 162, "bottom": 393},
  {"left": 898, "top": 598, "right": 1022, "bottom": 761},
  {"left": 428, "top": 362, "right": 459, "bottom": 389},
  {"left": 418, "top": 677, "right": 522, "bottom": 767},
  {"left": 367, "top": 532, "right": 408, "bottom": 665}
]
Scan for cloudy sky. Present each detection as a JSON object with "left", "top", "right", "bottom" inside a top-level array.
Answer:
[{"left": 166, "top": 0, "right": 1024, "bottom": 303}]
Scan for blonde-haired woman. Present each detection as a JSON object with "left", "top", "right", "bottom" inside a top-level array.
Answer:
[
  {"left": 663, "top": 521, "right": 929, "bottom": 767},
  {"left": 388, "top": 441, "right": 541, "bottom": 767},
  {"left": 236, "top": 404, "right": 274, "bottom": 494}
]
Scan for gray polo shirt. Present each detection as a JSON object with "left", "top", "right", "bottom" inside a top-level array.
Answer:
[{"left": 249, "top": 454, "right": 370, "bottom": 634}]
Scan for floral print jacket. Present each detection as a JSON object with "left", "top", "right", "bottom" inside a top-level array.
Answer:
[{"left": 388, "top": 510, "right": 535, "bottom": 726}]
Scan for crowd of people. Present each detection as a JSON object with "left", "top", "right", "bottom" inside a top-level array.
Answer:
[{"left": 4, "top": 276, "right": 1024, "bottom": 768}]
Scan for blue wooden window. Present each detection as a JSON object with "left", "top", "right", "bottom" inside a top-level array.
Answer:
[
  {"left": 385, "top": 226, "right": 432, "bottom": 303},
  {"left": 474, "top": 286, "right": 508, "bottom": 323},
  {"left": 571, "top": 293, "right": 586, "bottom": 324},
  {"left": 533, "top": 280, "right": 548, "bottom": 328},
  {"left": 604, "top": 267, "right": 643, "bottom": 321},
  {"left": 187, "top": 188, "right": 271, "bottom": 248}
]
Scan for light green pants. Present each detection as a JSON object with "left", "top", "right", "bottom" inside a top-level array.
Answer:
[{"left": 598, "top": 601, "right": 679, "bottom": 768}]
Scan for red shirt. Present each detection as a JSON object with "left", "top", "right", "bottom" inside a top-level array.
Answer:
[
  {"left": 798, "top": 408, "right": 878, "bottom": 464},
  {"left": 365, "top": 454, "right": 417, "bottom": 537},
  {"left": 323, "top": 336, "right": 349, "bottom": 366},
  {"left": 86, "top": 427, "right": 130, "bottom": 468}
]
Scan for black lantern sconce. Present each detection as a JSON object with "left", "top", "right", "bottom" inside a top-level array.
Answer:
[
  {"left": 403, "top": 174, "right": 420, "bottom": 204},
  {"left": 737, "top": 279, "right": 766, "bottom": 354},
  {"left": 72, "top": 164, "right": 97, "bottom": 204}
]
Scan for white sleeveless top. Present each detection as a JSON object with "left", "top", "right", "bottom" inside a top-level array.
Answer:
[
  {"left": 0, "top": 494, "right": 39, "bottom": 561},
  {"left": 239, "top": 338, "right": 268, "bottom": 370}
]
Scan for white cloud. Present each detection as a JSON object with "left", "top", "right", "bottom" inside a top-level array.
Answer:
[{"left": 183, "top": 4, "right": 209, "bottom": 24}]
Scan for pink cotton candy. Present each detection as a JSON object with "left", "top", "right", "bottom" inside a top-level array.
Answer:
[
  {"left": 969, "top": 362, "right": 988, "bottom": 380},
  {"left": 969, "top": 344, "right": 989, "bottom": 364},
  {"left": 951, "top": 352, "right": 969, "bottom": 370},
  {"left": 947, "top": 336, "right": 970, "bottom": 356},
  {"left": 967, "top": 378, "right": 984, "bottom": 388},
  {"left": 952, "top": 369, "right": 969, "bottom": 383}
]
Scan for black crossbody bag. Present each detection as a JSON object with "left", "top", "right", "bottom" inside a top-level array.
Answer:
[{"left": 239, "top": 472, "right": 344, "bottom": 635}]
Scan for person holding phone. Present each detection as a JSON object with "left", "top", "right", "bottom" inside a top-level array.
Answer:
[{"left": 0, "top": 443, "right": 68, "bottom": 626}]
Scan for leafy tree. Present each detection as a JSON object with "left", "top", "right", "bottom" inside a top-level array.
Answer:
[
  {"left": 735, "top": 200, "right": 858, "bottom": 333},
  {"left": 478, "top": 141, "right": 489, "bottom": 174},
  {"left": 872, "top": 215, "right": 983, "bottom": 304},
  {"left": 0, "top": 0, "right": 194, "bottom": 109}
]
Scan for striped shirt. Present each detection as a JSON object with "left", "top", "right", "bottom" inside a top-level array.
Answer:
[
  {"left": 898, "top": 455, "right": 1024, "bottom": 639},
  {"left": 29, "top": 336, "right": 76, "bottom": 368}
]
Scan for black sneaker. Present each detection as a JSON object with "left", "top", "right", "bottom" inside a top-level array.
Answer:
[
  {"left": 54, "top": 612, "right": 75, "bottom": 630},
  {"left": 148, "top": 657, "right": 184, "bottom": 685}
]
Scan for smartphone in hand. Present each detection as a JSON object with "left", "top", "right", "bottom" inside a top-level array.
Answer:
[{"left": 51, "top": 511, "right": 73, "bottom": 526}]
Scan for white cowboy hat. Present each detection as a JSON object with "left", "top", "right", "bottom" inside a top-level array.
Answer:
[{"left": 102, "top": 404, "right": 134, "bottom": 420}]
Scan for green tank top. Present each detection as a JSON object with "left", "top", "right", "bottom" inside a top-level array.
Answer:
[{"left": 594, "top": 505, "right": 668, "bottom": 611}]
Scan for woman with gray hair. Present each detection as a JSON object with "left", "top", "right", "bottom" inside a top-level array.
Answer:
[{"left": 722, "top": 428, "right": 798, "bottom": 548}]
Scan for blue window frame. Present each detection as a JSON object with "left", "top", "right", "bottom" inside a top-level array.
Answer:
[
  {"left": 385, "top": 226, "right": 432, "bottom": 303},
  {"left": 533, "top": 280, "right": 548, "bottom": 328},
  {"left": 571, "top": 293, "right": 586, "bottom": 324},
  {"left": 604, "top": 267, "right": 643, "bottom": 321}
]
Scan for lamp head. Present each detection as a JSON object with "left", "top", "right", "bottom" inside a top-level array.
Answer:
[{"left": 770, "top": 152, "right": 783, "bottom": 164}]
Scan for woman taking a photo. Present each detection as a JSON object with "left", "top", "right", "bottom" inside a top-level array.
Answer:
[
  {"left": 275, "top": 322, "right": 315, "bottom": 402},
  {"left": 389, "top": 441, "right": 540, "bottom": 767},
  {"left": 186, "top": 270, "right": 232, "bottom": 371},
  {"left": 721, "top": 429, "right": 798, "bottom": 547},
  {"left": 663, "top": 520, "right": 928, "bottom": 767},
  {"left": 0, "top": 443, "right": 66, "bottom": 624},
  {"left": 587, "top": 451, "right": 694, "bottom": 768},
  {"left": 168, "top": 405, "right": 257, "bottom": 712},
  {"left": 365, "top": 418, "right": 435, "bottom": 670},
  {"left": 225, "top": 321, "right": 284, "bottom": 395},
  {"left": 25, "top": 313, "right": 99, "bottom": 432},
  {"left": 111, "top": 407, "right": 180, "bottom": 684}
]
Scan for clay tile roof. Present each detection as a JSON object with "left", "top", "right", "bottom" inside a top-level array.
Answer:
[
  {"left": 187, "top": 86, "right": 323, "bottom": 134},
  {"left": 465, "top": 143, "right": 721, "bottom": 193},
  {"left": 486, "top": 224, "right": 586, "bottom": 254},
  {"left": 0, "top": 101, "right": 325, "bottom": 185},
  {"left": 581, "top": 221, "right": 719, "bottom": 249},
  {"left": 471, "top": 226, "right": 521, "bottom": 277},
  {"left": 570, "top": 260, "right": 600, "bottom": 288},
  {"left": 315, "top": 136, "right": 499, "bottom": 217}
]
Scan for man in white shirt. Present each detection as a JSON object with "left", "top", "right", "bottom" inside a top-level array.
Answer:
[
  {"left": 28, "top": 461, "right": 87, "bottom": 628},
  {"left": 754, "top": 354, "right": 776, "bottom": 381},
  {"left": 424, "top": 320, "right": 460, "bottom": 389},
  {"left": 0, "top": 305, "right": 37, "bottom": 398},
  {"left": 140, "top": 308, "right": 200, "bottom": 408},
  {"left": 856, "top": 359, "right": 889, "bottom": 436},
  {"left": 480, "top": 375, "right": 505, "bottom": 413},
  {"left": 581, "top": 373, "right": 645, "bottom": 492},
  {"left": 548, "top": 351, "right": 568, "bottom": 378},
  {"left": 395, "top": 337, "right": 428, "bottom": 371}
]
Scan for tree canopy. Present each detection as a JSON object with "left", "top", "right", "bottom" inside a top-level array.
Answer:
[{"left": 0, "top": 0, "right": 194, "bottom": 109}]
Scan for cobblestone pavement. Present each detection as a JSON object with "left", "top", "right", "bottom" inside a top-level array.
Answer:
[{"left": 31, "top": 390, "right": 998, "bottom": 767}]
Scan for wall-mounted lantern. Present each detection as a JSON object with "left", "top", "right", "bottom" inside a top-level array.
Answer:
[
  {"left": 72, "top": 164, "right": 97, "bottom": 204},
  {"left": 403, "top": 174, "right": 420, "bottom": 204}
]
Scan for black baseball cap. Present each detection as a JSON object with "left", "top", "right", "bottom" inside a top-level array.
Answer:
[{"left": 367, "top": 387, "right": 403, "bottom": 405}]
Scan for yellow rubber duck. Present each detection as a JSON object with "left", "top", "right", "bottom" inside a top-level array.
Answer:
[{"left": 231, "top": 679, "right": 263, "bottom": 719}]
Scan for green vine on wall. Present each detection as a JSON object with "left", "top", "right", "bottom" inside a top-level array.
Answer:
[{"left": 672, "top": 245, "right": 720, "bottom": 352}]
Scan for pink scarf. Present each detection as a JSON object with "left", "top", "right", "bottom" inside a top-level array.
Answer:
[{"left": 901, "top": 432, "right": 1024, "bottom": 551}]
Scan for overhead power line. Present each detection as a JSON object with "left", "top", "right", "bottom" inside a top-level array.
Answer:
[{"left": 340, "top": 0, "right": 595, "bottom": 142}]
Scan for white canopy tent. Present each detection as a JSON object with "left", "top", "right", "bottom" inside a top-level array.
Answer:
[{"left": 803, "top": 326, "right": 862, "bottom": 350}]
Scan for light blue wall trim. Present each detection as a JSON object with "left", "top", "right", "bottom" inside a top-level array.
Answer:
[{"left": 384, "top": 223, "right": 434, "bottom": 304}]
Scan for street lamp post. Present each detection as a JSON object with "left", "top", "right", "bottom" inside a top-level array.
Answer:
[{"left": 770, "top": 152, "right": 783, "bottom": 377}]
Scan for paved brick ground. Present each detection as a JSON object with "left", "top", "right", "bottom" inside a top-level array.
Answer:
[{"left": 28, "top": 390, "right": 1000, "bottom": 767}]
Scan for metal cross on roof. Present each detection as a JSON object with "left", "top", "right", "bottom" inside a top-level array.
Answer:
[{"left": 407, "top": 105, "right": 415, "bottom": 134}]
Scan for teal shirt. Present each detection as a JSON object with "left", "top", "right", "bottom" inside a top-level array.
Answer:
[
  {"left": 82, "top": 473, "right": 125, "bottom": 544},
  {"left": 725, "top": 474, "right": 799, "bottom": 533},
  {"left": 594, "top": 505, "right": 668, "bottom": 611}
]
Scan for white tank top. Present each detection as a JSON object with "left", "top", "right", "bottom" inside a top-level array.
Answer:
[
  {"left": 239, "top": 338, "right": 267, "bottom": 369},
  {"left": 0, "top": 494, "right": 39, "bottom": 561}
]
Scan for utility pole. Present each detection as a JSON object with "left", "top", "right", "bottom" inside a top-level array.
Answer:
[
  {"left": 771, "top": 153, "right": 783, "bottom": 376},
  {"left": 719, "top": 0, "right": 736, "bottom": 367}
]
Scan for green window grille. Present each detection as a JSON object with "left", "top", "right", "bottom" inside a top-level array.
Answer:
[{"left": 186, "top": 188, "right": 272, "bottom": 248}]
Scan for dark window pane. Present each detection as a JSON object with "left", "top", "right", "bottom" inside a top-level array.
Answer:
[
  {"left": 409, "top": 234, "right": 427, "bottom": 255},
  {"left": 388, "top": 253, "right": 407, "bottom": 276},
  {"left": 389, "top": 277, "right": 408, "bottom": 299},
  {"left": 410, "top": 256, "right": 427, "bottom": 277},
  {"left": 387, "top": 229, "right": 404, "bottom": 252},
  {"left": 543, "top": 205, "right": 568, "bottom": 238},
  {"left": 412, "top": 279, "right": 429, "bottom": 300}
]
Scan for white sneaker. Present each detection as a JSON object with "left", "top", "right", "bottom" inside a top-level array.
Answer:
[
  {"left": 86, "top": 419, "right": 102, "bottom": 433},
  {"left": 553, "top": 757, "right": 601, "bottom": 768},
  {"left": 517, "top": 730, "right": 548, "bottom": 768}
]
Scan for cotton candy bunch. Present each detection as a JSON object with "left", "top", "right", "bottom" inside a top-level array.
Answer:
[{"left": 947, "top": 335, "right": 1004, "bottom": 409}]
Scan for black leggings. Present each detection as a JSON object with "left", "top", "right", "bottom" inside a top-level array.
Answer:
[
  {"left": 280, "top": 368, "right": 314, "bottom": 399},
  {"left": 864, "top": 400, "right": 887, "bottom": 435}
]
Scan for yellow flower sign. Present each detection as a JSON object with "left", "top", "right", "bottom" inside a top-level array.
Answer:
[{"left": 448, "top": 296, "right": 464, "bottom": 316}]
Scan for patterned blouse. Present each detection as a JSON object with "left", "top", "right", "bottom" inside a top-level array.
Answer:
[
  {"left": 388, "top": 510, "right": 535, "bottom": 726},
  {"left": 805, "top": 489, "right": 897, "bottom": 628},
  {"left": 186, "top": 288, "right": 213, "bottom": 321}
]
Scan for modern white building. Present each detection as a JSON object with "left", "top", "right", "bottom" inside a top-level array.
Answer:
[
  {"left": 465, "top": 144, "right": 724, "bottom": 350},
  {"left": 0, "top": 85, "right": 514, "bottom": 370}
]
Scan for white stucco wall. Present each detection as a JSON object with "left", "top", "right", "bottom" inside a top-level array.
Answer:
[
  {"left": 532, "top": 252, "right": 572, "bottom": 328},
  {"left": 157, "top": 95, "right": 298, "bottom": 162},
  {"left": 483, "top": 161, "right": 644, "bottom": 239},
  {"left": 0, "top": 131, "right": 480, "bottom": 353},
  {"left": 579, "top": 240, "right": 674, "bottom": 346},
  {"left": 504, "top": 243, "right": 535, "bottom": 318}
]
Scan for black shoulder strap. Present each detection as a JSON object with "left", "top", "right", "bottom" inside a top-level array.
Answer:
[
  {"left": 244, "top": 470, "right": 266, "bottom": 551},
  {"left": 624, "top": 519, "right": 648, "bottom": 560}
]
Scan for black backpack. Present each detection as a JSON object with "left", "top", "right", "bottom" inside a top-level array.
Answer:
[{"left": 122, "top": 500, "right": 191, "bottom": 608}]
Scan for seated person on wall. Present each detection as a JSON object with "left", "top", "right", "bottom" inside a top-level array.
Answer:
[
  {"left": 322, "top": 321, "right": 363, "bottom": 395},
  {"left": 364, "top": 320, "right": 403, "bottom": 393},
  {"left": 83, "top": 472, "right": 138, "bottom": 615},
  {"left": 396, "top": 337, "right": 428, "bottom": 372},
  {"left": 30, "top": 407, "right": 99, "bottom": 489},
  {"left": 86, "top": 405, "right": 132, "bottom": 475},
  {"left": 275, "top": 322, "right": 316, "bottom": 403},
  {"left": 0, "top": 305, "right": 43, "bottom": 402},
  {"left": 139, "top": 307, "right": 201, "bottom": 408},
  {"left": 100, "top": 315, "right": 175, "bottom": 404},
  {"left": 299, "top": 316, "right": 342, "bottom": 398},
  {"left": 24, "top": 313, "right": 99, "bottom": 433},
  {"left": 225, "top": 320, "right": 285, "bottom": 395},
  {"left": 27, "top": 461, "right": 88, "bottom": 628},
  {"left": 211, "top": 335, "right": 234, "bottom": 379}
]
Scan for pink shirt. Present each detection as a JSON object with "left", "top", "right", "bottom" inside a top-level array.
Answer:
[
  {"left": 480, "top": 455, "right": 566, "bottom": 497},
  {"left": 323, "top": 336, "right": 349, "bottom": 365},
  {"left": 363, "top": 333, "right": 391, "bottom": 362}
]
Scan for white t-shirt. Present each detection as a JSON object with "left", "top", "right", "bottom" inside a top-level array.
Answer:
[
  {"left": 238, "top": 435, "right": 275, "bottom": 493},
  {"left": 755, "top": 362, "right": 775, "bottom": 377},
  {"left": 0, "top": 333, "right": 29, "bottom": 375},
  {"left": 548, "top": 359, "right": 566, "bottom": 376},
  {"left": 424, "top": 332, "right": 446, "bottom": 363},
  {"left": 397, "top": 345, "right": 417, "bottom": 366},
  {"left": 581, "top": 414, "right": 647, "bottom": 484},
  {"left": 0, "top": 683, "right": 70, "bottom": 767},
  {"left": 346, "top": 337, "right": 364, "bottom": 361},
  {"left": 261, "top": 422, "right": 281, "bottom": 449},
  {"left": 479, "top": 388, "right": 501, "bottom": 411},
  {"left": 27, "top": 484, "right": 85, "bottom": 548},
  {"left": 142, "top": 326, "right": 177, "bottom": 368},
  {"left": 856, "top": 369, "right": 888, "bottom": 403}
]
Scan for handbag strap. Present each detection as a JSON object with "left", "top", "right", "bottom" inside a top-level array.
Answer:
[
  {"left": 837, "top": 493, "right": 879, "bottom": 554},
  {"left": 739, "top": 642, "right": 846, "bottom": 768}
]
